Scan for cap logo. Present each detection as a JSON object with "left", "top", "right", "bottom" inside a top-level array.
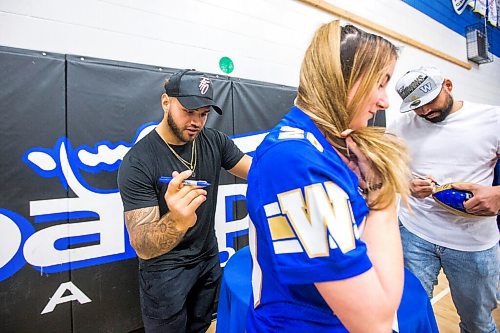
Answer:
[
  {"left": 410, "top": 100, "right": 421, "bottom": 107},
  {"left": 199, "top": 77, "right": 211, "bottom": 95},
  {"left": 419, "top": 82, "right": 433, "bottom": 93},
  {"left": 397, "top": 74, "right": 427, "bottom": 99}
]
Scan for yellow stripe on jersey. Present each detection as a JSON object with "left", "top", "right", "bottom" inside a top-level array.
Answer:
[{"left": 268, "top": 216, "right": 295, "bottom": 240}]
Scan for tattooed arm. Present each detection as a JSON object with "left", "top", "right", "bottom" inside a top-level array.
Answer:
[
  {"left": 124, "top": 170, "right": 207, "bottom": 260},
  {"left": 124, "top": 207, "right": 186, "bottom": 260}
]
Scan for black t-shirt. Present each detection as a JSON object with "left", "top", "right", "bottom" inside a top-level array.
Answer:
[{"left": 117, "top": 127, "right": 244, "bottom": 270}]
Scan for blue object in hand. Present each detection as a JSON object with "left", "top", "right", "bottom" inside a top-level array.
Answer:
[{"left": 432, "top": 182, "right": 475, "bottom": 217}]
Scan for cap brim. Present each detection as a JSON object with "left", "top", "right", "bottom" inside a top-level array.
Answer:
[
  {"left": 399, "top": 87, "right": 441, "bottom": 113},
  {"left": 177, "top": 96, "right": 223, "bottom": 115}
]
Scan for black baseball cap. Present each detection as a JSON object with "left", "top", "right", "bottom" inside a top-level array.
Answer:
[{"left": 164, "top": 69, "right": 223, "bottom": 114}]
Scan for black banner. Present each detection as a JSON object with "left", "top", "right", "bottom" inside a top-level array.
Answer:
[
  {"left": 0, "top": 47, "right": 71, "bottom": 332},
  {"left": 0, "top": 45, "right": 386, "bottom": 332}
]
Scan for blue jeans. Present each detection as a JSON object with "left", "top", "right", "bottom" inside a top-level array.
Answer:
[{"left": 400, "top": 225, "right": 499, "bottom": 333}]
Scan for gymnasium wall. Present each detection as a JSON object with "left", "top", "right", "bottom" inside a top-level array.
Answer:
[
  {"left": 0, "top": 1, "right": 498, "bottom": 331},
  {"left": 403, "top": 0, "right": 500, "bottom": 56},
  {"left": 0, "top": 0, "right": 499, "bottom": 125}
]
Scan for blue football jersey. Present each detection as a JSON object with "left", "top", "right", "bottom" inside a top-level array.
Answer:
[{"left": 246, "top": 107, "right": 372, "bottom": 332}]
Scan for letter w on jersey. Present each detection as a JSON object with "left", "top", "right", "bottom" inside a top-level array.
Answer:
[{"left": 264, "top": 181, "right": 360, "bottom": 258}]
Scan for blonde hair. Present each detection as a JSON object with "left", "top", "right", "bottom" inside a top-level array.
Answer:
[{"left": 296, "top": 20, "right": 410, "bottom": 210}]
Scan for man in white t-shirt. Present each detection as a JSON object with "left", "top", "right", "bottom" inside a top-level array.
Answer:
[{"left": 388, "top": 67, "right": 499, "bottom": 333}]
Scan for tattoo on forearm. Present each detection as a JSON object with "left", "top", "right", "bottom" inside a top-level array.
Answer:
[{"left": 124, "top": 207, "right": 186, "bottom": 259}]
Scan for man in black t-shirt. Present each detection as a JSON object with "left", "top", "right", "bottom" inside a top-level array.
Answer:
[{"left": 118, "top": 69, "right": 251, "bottom": 333}]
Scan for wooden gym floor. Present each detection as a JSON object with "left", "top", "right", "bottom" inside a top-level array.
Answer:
[{"left": 432, "top": 270, "right": 499, "bottom": 332}]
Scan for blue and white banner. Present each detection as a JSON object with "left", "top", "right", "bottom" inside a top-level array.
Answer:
[
  {"left": 452, "top": 0, "right": 499, "bottom": 26},
  {"left": 452, "top": 0, "right": 474, "bottom": 14},
  {"left": 0, "top": 46, "right": 298, "bottom": 332}
]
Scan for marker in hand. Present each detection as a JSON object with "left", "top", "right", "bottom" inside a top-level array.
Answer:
[
  {"left": 159, "top": 176, "right": 211, "bottom": 187},
  {"left": 412, "top": 173, "right": 440, "bottom": 187}
]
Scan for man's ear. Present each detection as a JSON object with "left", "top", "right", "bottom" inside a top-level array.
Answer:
[
  {"left": 443, "top": 79, "right": 453, "bottom": 94},
  {"left": 161, "top": 93, "right": 170, "bottom": 113}
]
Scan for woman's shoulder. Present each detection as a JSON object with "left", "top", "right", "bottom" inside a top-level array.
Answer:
[{"left": 256, "top": 125, "right": 324, "bottom": 161}]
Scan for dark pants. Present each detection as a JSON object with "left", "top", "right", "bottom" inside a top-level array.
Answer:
[{"left": 139, "top": 255, "right": 222, "bottom": 333}]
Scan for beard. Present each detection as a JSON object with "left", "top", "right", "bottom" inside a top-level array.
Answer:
[
  {"left": 423, "top": 94, "right": 453, "bottom": 123},
  {"left": 167, "top": 112, "right": 194, "bottom": 143}
]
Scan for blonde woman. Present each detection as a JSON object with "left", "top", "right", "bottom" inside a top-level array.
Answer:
[{"left": 245, "top": 21, "right": 411, "bottom": 332}]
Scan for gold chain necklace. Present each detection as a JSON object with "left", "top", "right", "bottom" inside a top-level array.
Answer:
[{"left": 165, "top": 139, "right": 197, "bottom": 177}]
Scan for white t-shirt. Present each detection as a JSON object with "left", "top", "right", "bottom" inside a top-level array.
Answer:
[{"left": 388, "top": 101, "right": 500, "bottom": 251}]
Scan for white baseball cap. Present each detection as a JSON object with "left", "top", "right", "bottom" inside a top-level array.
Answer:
[{"left": 395, "top": 67, "right": 444, "bottom": 113}]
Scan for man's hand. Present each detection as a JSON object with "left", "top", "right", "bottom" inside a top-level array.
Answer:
[
  {"left": 410, "top": 176, "right": 437, "bottom": 199},
  {"left": 123, "top": 170, "right": 207, "bottom": 260},
  {"left": 452, "top": 183, "right": 500, "bottom": 216},
  {"left": 164, "top": 170, "right": 207, "bottom": 232}
]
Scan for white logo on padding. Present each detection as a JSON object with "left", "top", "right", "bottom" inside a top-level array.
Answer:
[{"left": 199, "top": 78, "right": 210, "bottom": 95}]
